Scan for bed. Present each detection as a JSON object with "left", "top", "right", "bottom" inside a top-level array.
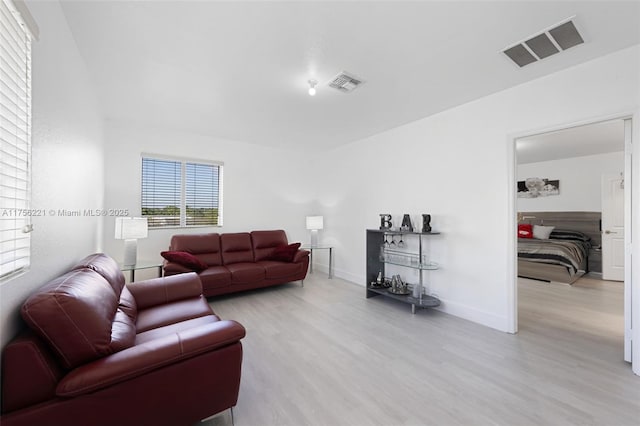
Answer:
[{"left": 517, "top": 211, "right": 601, "bottom": 284}]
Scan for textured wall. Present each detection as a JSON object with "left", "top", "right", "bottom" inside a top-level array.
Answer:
[{"left": 0, "top": 0, "right": 104, "bottom": 347}]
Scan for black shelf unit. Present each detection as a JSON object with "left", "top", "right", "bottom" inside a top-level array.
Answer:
[{"left": 366, "top": 229, "right": 441, "bottom": 314}]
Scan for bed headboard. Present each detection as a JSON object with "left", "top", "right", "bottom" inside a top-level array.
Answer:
[{"left": 518, "top": 211, "right": 602, "bottom": 247}]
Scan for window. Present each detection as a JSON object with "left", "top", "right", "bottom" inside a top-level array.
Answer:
[
  {"left": 1, "top": 0, "right": 33, "bottom": 281},
  {"left": 141, "top": 156, "right": 223, "bottom": 228}
]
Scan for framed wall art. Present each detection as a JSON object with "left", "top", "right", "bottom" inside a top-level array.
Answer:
[{"left": 517, "top": 177, "right": 560, "bottom": 198}]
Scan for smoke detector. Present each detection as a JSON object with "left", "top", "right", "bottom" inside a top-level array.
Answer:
[
  {"left": 328, "top": 71, "right": 365, "bottom": 93},
  {"left": 502, "top": 17, "right": 585, "bottom": 67}
]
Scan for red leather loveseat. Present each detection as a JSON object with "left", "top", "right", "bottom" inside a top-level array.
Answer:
[
  {"left": 163, "top": 230, "right": 310, "bottom": 297},
  {"left": 0, "top": 253, "right": 245, "bottom": 426}
]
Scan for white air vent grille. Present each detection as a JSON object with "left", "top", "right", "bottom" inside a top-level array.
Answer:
[
  {"left": 328, "top": 71, "right": 364, "bottom": 93},
  {"left": 503, "top": 17, "right": 584, "bottom": 68}
]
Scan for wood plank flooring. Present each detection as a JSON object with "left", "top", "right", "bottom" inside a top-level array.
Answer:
[{"left": 202, "top": 274, "right": 639, "bottom": 426}]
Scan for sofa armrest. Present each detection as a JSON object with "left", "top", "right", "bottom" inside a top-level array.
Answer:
[
  {"left": 56, "top": 320, "right": 246, "bottom": 397},
  {"left": 127, "top": 272, "right": 203, "bottom": 309},
  {"left": 293, "top": 249, "right": 310, "bottom": 263}
]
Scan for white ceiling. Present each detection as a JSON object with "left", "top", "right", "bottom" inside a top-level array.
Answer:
[
  {"left": 516, "top": 119, "right": 625, "bottom": 164},
  {"left": 58, "top": 1, "right": 640, "bottom": 151}
]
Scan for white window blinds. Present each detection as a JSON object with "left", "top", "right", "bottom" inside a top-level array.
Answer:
[
  {"left": 141, "top": 156, "right": 222, "bottom": 228},
  {"left": 185, "top": 162, "right": 220, "bottom": 226},
  {"left": 0, "top": 0, "right": 32, "bottom": 281}
]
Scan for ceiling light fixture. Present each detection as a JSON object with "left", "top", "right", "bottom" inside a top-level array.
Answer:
[{"left": 308, "top": 79, "right": 317, "bottom": 96}]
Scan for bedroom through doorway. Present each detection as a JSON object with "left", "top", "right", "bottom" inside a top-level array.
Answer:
[{"left": 513, "top": 117, "right": 632, "bottom": 369}]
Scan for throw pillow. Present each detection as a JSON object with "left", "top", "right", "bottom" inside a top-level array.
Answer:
[
  {"left": 161, "top": 251, "right": 208, "bottom": 271},
  {"left": 517, "top": 224, "right": 533, "bottom": 238},
  {"left": 268, "top": 243, "right": 301, "bottom": 262},
  {"left": 533, "top": 225, "right": 555, "bottom": 240}
]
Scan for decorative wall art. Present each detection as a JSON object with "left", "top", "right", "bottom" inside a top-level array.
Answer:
[
  {"left": 400, "top": 214, "right": 413, "bottom": 231},
  {"left": 378, "top": 213, "right": 435, "bottom": 233},
  {"left": 421, "top": 214, "right": 432, "bottom": 232},
  {"left": 379, "top": 214, "right": 393, "bottom": 230},
  {"left": 517, "top": 177, "right": 560, "bottom": 198}
]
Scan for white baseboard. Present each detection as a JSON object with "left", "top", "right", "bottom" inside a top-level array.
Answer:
[
  {"left": 433, "top": 298, "right": 509, "bottom": 332},
  {"left": 316, "top": 267, "right": 509, "bottom": 332},
  {"left": 331, "top": 268, "right": 362, "bottom": 284},
  {"left": 310, "top": 263, "right": 363, "bottom": 285}
]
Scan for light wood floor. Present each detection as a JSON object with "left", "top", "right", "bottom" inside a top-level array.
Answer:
[{"left": 203, "top": 274, "right": 639, "bottom": 426}]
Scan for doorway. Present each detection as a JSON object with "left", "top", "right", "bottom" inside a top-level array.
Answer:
[{"left": 508, "top": 115, "right": 635, "bottom": 374}]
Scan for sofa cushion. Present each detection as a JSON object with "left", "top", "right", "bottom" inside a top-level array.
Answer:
[
  {"left": 267, "top": 243, "right": 301, "bottom": 262},
  {"left": 251, "top": 230, "right": 289, "bottom": 261},
  {"left": 225, "top": 263, "right": 265, "bottom": 284},
  {"left": 258, "top": 260, "right": 303, "bottom": 279},
  {"left": 135, "top": 315, "right": 220, "bottom": 345},
  {"left": 72, "top": 253, "right": 126, "bottom": 298},
  {"left": 199, "top": 266, "right": 232, "bottom": 289},
  {"left": 170, "top": 233, "right": 222, "bottom": 266},
  {"left": 221, "top": 233, "right": 254, "bottom": 265},
  {"left": 21, "top": 268, "right": 136, "bottom": 369},
  {"left": 118, "top": 286, "right": 137, "bottom": 321},
  {"left": 135, "top": 297, "right": 214, "bottom": 333},
  {"left": 71, "top": 253, "right": 138, "bottom": 326},
  {"left": 161, "top": 251, "right": 208, "bottom": 271}
]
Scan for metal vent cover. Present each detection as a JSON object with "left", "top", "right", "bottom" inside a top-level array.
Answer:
[
  {"left": 503, "top": 17, "right": 584, "bottom": 68},
  {"left": 328, "top": 71, "right": 365, "bottom": 93}
]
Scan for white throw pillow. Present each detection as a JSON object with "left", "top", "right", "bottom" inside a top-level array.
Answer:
[{"left": 533, "top": 225, "right": 555, "bottom": 239}]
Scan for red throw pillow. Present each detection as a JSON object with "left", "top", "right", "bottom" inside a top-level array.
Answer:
[
  {"left": 518, "top": 224, "right": 533, "bottom": 239},
  {"left": 268, "top": 243, "right": 301, "bottom": 262},
  {"left": 161, "top": 251, "right": 208, "bottom": 271}
]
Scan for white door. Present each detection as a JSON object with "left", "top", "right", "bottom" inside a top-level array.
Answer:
[{"left": 601, "top": 173, "right": 624, "bottom": 281}]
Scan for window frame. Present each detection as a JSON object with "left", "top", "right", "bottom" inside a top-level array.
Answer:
[{"left": 140, "top": 154, "right": 224, "bottom": 229}]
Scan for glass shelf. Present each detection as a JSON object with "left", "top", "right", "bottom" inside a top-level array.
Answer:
[
  {"left": 367, "top": 286, "right": 441, "bottom": 309},
  {"left": 379, "top": 248, "right": 439, "bottom": 270}
]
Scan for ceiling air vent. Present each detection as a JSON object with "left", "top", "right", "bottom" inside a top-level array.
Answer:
[
  {"left": 503, "top": 17, "right": 584, "bottom": 68},
  {"left": 328, "top": 71, "right": 365, "bottom": 93}
]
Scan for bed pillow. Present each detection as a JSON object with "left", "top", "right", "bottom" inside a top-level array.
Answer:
[
  {"left": 517, "top": 224, "right": 533, "bottom": 238},
  {"left": 161, "top": 251, "right": 208, "bottom": 271},
  {"left": 533, "top": 225, "right": 555, "bottom": 240}
]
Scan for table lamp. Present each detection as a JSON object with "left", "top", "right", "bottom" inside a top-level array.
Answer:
[
  {"left": 115, "top": 217, "right": 148, "bottom": 266},
  {"left": 306, "top": 215, "right": 323, "bottom": 247}
]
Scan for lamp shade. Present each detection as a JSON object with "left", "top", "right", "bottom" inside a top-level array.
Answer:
[
  {"left": 306, "top": 216, "right": 324, "bottom": 230},
  {"left": 114, "top": 217, "right": 148, "bottom": 240}
]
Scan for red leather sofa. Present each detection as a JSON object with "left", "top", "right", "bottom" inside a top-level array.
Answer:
[
  {"left": 0, "top": 253, "right": 246, "bottom": 426},
  {"left": 164, "top": 230, "right": 310, "bottom": 297}
]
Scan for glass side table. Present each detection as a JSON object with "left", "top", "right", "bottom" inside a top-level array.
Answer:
[
  {"left": 119, "top": 261, "right": 163, "bottom": 282},
  {"left": 300, "top": 245, "right": 333, "bottom": 279}
]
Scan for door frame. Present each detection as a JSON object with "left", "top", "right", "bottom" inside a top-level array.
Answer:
[{"left": 506, "top": 111, "right": 639, "bottom": 375}]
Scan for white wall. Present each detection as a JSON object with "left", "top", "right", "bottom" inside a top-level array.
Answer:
[
  {"left": 1, "top": 2, "right": 637, "bottom": 348},
  {"left": 0, "top": 1, "right": 104, "bottom": 346},
  {"left": 317, "top": 45, "right": 640, "bottom": 331},
  {"left": 102, "top": 121, "right": 314, "bottom": 266},
  {"left": 517, "top": 151, "right": 624, "bottom": 212}
]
